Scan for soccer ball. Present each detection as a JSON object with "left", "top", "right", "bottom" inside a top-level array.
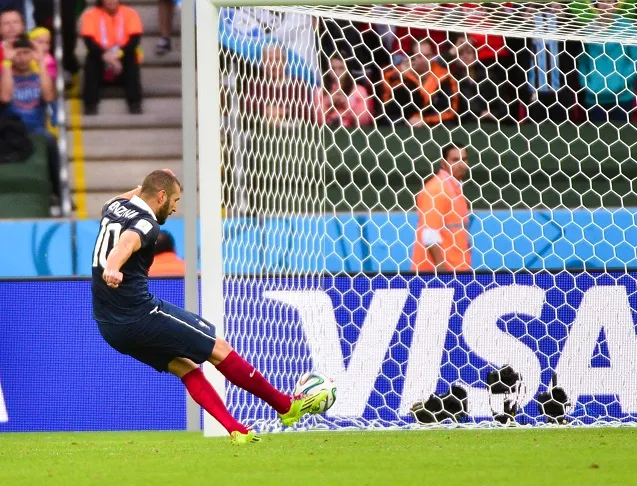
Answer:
[{"left": 294, "top": 371, "right": 337, "bottom": 413}]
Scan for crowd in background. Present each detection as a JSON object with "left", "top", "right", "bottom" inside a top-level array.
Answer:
[
  {"left": 253, "top": 1, "right": 637, "bottom": 129},
  {"left": 0, "top": 0, "right": 178, "bottom": 213},
  {"left": 1, "top": 1, "right": 637, "bottom": 217}
]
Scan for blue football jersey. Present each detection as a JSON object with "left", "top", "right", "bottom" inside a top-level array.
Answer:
[{"left": 91, "top": 196, "right": 161, "bottom": 324}]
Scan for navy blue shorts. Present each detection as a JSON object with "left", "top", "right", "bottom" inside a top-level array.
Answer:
[{"left": 97, "top": 299, "right": 217, "bottom": 372}]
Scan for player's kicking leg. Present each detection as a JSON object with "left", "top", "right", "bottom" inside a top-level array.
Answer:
[
  {"left": 167, "top": 358, "right": 260, "bottom": 445},
  {"left": 136, "top": 300, "right": 326, "bottom": 442},
  {"left": 121, "top": 300, "right": 259, "bottom": 445},
  {"left": 209, "top": 338, "right": 329, "bottom": 427}
]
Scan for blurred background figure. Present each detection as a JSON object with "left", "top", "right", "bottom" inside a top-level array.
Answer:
[
  {"left": 80, "top": 0, "right": 144, "bottom": 115},
  {"left": 1, "top": 7, "right": 25, "bottom": 55},
  {"left": 412, "top": 143, "right": 472, "bottom": 273},
  {"left": 449, "top": 34, "right": 505, "bottom": 123},
  {"left": 149, "top": 230, "right": 186, "bottom": 276},
  {"left": 29, "top": 27, "right": 56, "bottom": 78},
  {"left": 322, "top": 53, "right": 373, "bottom": 128},
  {"left": 155, "top": 0, "right": 175, "bottom": 56},
  {"left": 251, "top": 43, "right": 320, "bottom": 127},
  {"left": 381, "top": 38, "right": 458, "bottom": 127},
  {"left": 520, "top": 3, "right": 581, "bottom": 123},
  {"left": 1, "top": 33, "right": 59, "bottom": 203},
  {"left": 406, "top": 38, "right": 458, "bottom": 126},
  {"left": 29, "top": 0, "right": 83, "bottom": 85}
]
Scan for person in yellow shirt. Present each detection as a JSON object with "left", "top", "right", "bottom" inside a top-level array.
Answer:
[
  {"left": 412, "top": 144, "right": 472, "bottom": 272},
  {"left": 149, "top": 230, "right": 186, "bottom": 277}
]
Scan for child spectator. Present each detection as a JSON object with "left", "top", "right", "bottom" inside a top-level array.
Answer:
[
  {"left": 29, "top": 27, "right": 56, "bottom": 79},
  {"left": 322, "top": 54, "right": 373, "bottom": 128},
  {"left": 29, "top": 26, "right": 58, "bottom": 135},
  {"left": 28, "top": 0, "right": 83, "bottom": 84},
  {"left": 80, "top": 0, "right": 144, "bottom": 115}
]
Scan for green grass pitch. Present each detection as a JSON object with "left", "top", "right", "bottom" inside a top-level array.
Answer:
[{"left": 2, "top": 428, "right": 636, "bottom": 485}]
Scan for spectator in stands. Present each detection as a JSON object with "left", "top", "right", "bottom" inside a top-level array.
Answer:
[
  {"left": 577, "top": 0, "right": 637, "bottom": 123},
  {"left": 0, "top": 7, "right": 25, "bottom": 58},
  {"left": 412, "top": 143, "right": 472, "bottom": 273},
  {"left": 80, "top": 0, "right": 143, "bottom": 115},
  {"left": 149, "top": 230, "right": 186, "bottom": 276},
  {"left": 252, "top": 43, "right": 320, "bottom": 127},
  {"left": 29, "top": 27, "right": 55, "bottom": 78},
  {"left": 382, "top": 38, "right": 458, "bottom": 126},
  {"left": 449, "top": 35, "right": 507, "bottom": 123},
  {"left": 0, "top": 33, "right": 60, "bottom": 201},
  {"left": 156, "top": 0, "right": 175, "bottom": 56},
  {"left": 29, "top": 0, "right": 82, "bottom": 85},
  {"left": 29, "top": 26, "right": 58, "bottom": 135},
  {"left": 378, "top": 49, "right": 411, "bottom": 124},
  {"left": 390, "top": 26, "right": 447, "bottom": 59},
  {"left": 319, "top": 17, "right": 384, "bottom": 82},
  {"left": 322, "top": 54, "right": 373, "bottom": 128}
]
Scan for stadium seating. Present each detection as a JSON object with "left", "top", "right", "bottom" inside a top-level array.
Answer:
[
  {"left": 68, "top": 0, "right": 183, "bottom": 217},
  {"left": 0, "top": 134, "right": 51, "bottom": 218}
]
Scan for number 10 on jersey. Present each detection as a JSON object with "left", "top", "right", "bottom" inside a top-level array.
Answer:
[{"left": 93, "top": 219, "right": 123, "bottom": 269}]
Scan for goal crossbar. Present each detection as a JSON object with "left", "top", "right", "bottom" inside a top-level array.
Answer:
[
  {"left": 211, "top": 0, "right": 559, "bottom": 6},
  {"left": 266, "top": 3, "right": 637, "bottom": 45}
]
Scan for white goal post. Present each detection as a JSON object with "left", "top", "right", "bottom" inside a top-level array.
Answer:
[{"left": 197, "top": 0, "right": 637, "bottom": 435}]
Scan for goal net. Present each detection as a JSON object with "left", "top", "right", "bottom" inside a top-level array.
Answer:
[{"left": 208, "top": 1, "right": 637, "bottom": 432}]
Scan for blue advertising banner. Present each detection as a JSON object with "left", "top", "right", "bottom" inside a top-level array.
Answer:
[
  {"left": 0, "top": 280, "right": 187, "bottom": 432},
  {"left": 1, "top": 208, "right": 637, "bottom": 277},
  {"left": 226, "top": 272, "right": 637, "bottom": 427},
  {"left": 1, "top": 273, "right": 636, "bottom": 432}
]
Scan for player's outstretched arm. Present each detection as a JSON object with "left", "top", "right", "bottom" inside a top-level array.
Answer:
[{"left": 102, "top": 231, "right": 142, "bottom": 288}]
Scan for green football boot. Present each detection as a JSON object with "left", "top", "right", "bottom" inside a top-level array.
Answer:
[
  {"left": 230, "top": 430, "right": 261, "bottom": 445},
  {"left": 279, "top": 390, "right": 329, "bottom": 427}
]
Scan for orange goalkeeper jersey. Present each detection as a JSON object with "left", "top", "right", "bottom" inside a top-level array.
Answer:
[{"left": 412, "top": 170, "right": 472, "bottom": 272}]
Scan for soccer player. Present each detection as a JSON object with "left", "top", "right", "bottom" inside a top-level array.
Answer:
[{"left": 91, "top": 169, "right": 327, "bottom": 444}]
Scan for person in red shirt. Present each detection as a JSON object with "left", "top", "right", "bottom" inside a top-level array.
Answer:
[
  {"left": 80, "top": 0, "right": 144, "bottom": 115},
  {"left": 149, "top": 230, "right": 186, "bottom": 277}
]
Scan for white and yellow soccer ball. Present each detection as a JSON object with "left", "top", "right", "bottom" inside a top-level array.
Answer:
[{"left": 294, "top": 371, "right": 337, "bottom": 413}]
